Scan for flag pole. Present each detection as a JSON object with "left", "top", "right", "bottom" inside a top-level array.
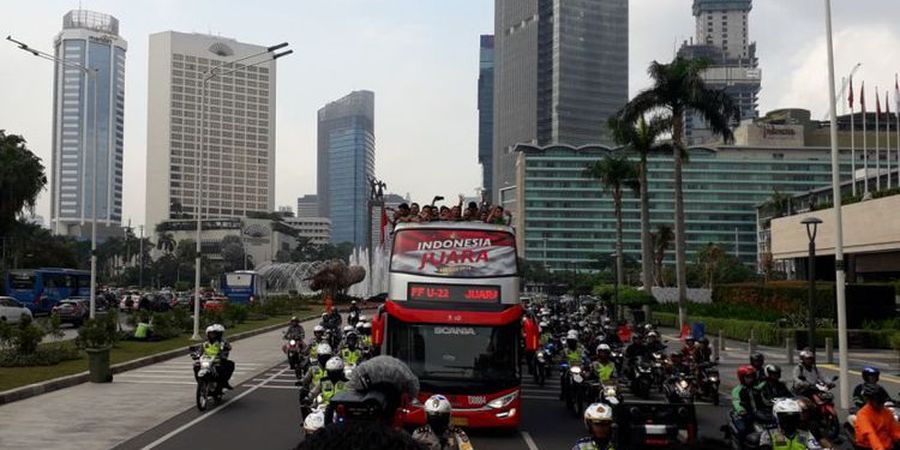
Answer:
[
  {"left": 888, "top": 91, "right": 893, "bottom": 189},
  {"left": 876, "top": 86, "right": 881, "bottom": 191},
  {"left": 850, "top": 79, "right": 856, "bottom": 196},
  {"left": 863, "top": 82, "right": 869, "bottom": 195}
]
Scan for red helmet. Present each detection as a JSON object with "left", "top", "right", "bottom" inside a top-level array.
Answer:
[{"left": 737, "top": 365, "right": 756, "bottom": 380}]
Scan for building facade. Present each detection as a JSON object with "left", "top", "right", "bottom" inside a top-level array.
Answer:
[
  {"left": 680, "top": 0, "right": 761, "bottom": 145},
  {"left": 316, "top": 91, "right": 375, "bottom": 247},
  {"left": 50, "top": 10, "right": 127, "bottom": 239},
  {"left": 145, "top": 31, "right": 278, "bottom": 234},
  {"left": 513, "top": 144, "right": 852, "bottom": 271},
  {"left": 296, "top": 194, "right": 319, "bottom": 218},
  {"left": 285, "top": 217, "right": 332, "bottom": 245},
  {"left": 478, "top": 35, "right": 495, "bottom": 199},
  {"left": 155, "top": 217, "right": 296, "bottom": 266},
  {"left": 492, "top": 0, "right": 629, "bottom": 203}
]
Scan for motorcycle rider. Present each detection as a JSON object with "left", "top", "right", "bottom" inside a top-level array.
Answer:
[
  {"left": 759, "top": 398, "right": 823, "bottom": 450},
  {"left": 284, "top": 316, "right": 306, "bottom": 341},
  {"left": 646, "top": 331, "right": 666, "bottom": 354},
  {"left": 592, "top": 344, "right": 618, "bottom": 385},
  {"left": 321, "top": 308, "right": 342, "bottom": 331},
  {"left": 195, "top": 324, "right": 234, "bottom": 391},
  {"left": 853, "top": 367, "right": 883, "bottom": 410},
  {"left": 732, "top": 365, "right": 769, "bottom": 445},
  {"left": 792, "top": 349, "right": 831, "bottom": 396},
  {"left": 681, "top": 335, "right": 697, "bottom": 360},
  {"left": 666, "top": 351, "right": 691, "bottom": 377},
  {"left": 564, "top": 330, "right": 586, "bottom": 366},
  {"left": 298, "top": 343, "right": 333, "bottom": 392},
  {"left": 340, "top": 331, "right": 363, "bottom": 365},
  {"left": 750, "top": 352, "right": 766, "bottom": 384},
  {"left": 306, "top": 356, "right": 348, "bottom": 406},
  {"left": 756, "top": 364, "right": 792, "bottom": 410},
  {"left": 523, "top": 312, "right": 540, "bottom": 376},
  {"left": 412, "top": 394, "right": 474, "bottom": 450},
  {"left": 693, "top": 336, "right": 713, "bottom": 364},
  {"left": 572, "top": 402, "right": 616, "bottom": 450},
  {"left": 854, "top": 383, "right": 900, "bottom": 450}
]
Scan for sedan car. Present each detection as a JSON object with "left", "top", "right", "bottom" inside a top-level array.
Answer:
[
  {"left": 52, "top": 298, "right": 90, "bottom": 326},
  {"left": 0, "top": 296, "right": 34, "bottom": 324}
]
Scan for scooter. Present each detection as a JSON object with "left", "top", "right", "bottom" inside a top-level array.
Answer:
[
  {"left": 696, "top": 362, "right": 720, "bottom": 405},
  {"left": 191, "top": 351, "right": 223, "bottom": 412},
  {"left": 798, "top": 375, "right": 840, "bottom": 440},
  {"left": 283, "top": 336, "right": 305, "bottom": 378}
]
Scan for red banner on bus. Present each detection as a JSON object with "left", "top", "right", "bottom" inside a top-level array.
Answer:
[{"left": 391, "top": 229, "right": 517, "bottom": 278}]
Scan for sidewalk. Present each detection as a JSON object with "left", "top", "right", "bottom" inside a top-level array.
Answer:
[{"left": 0, "top": 321, "right": 310, "bottom": 450}]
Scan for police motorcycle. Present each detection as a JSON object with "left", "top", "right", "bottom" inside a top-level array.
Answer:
[
  {"left": 533, "top": 342, "right": 552, "bottom": 387},
  {"left": 696, "top": 361, "right": 721, "bottom": 405},
  {"left": 191, "top": 349, "right": 223, "bottom": 412},
  {"left": 283, "top": 333, "right": 307, "bottom": 379}
]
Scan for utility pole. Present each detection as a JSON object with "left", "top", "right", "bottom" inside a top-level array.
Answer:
[{"left": 139, "top": 224, "right": 144, "bottom": 289}]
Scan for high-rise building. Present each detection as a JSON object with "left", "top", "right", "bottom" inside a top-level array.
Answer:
[
  {"left": 492, "top": 0, "right": 628, "bottom": 204},
  {"left": 145, "top": 31, "right": 278, "bottom": 234},
  {"left": 316, "top": 91, "right": 375, "bottom": 247},
  {"left": 296, "top": 194, "right": 318, "bottom": 218},
  {"left": 478, "top": 35, "right": 495, "bottom": 199},
  {"left": 679, "top": 0, "right": 761, "bottom": 145},
  {"left": 50, "top": 10, "right": 127, "bottom": 239}
]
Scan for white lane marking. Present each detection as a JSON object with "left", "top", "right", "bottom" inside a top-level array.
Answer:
[
  {"left": 140, "top": 366, "right": 290, "bottom": 449},
  {"left": 521, "top": 431, "right": 540, "bottom": 450},
  {"left": 521, "top": 395, "right": 558, "bottom": 400},
  {"left": 241, "top": 384, "right": 296, "bottom": 390},
  {"left": 115, "top": 380, "right": 197, "bottom": 386}
]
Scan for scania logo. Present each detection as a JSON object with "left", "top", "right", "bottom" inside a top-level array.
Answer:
[{"left": 434, "top": 327, "right": 476, "bottom": 336}]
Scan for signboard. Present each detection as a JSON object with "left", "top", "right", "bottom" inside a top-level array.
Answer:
[
  {"left": 391, "top": 229, "right": 517, "bottom": 278},
  {"left": 408, "top": 283, "right": 501, "bottom": 303}
]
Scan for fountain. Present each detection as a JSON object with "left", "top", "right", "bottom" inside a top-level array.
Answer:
[
  {"left": 256, "top": 261, "right": 330, "bottom": 295},
  {"left": 347, "top": 245, "right": 390, "bottom": 299}
]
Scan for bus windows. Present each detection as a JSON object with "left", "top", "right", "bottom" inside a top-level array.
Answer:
[{"left": 9, "top": 274, "right": 35, "bottom": 290}]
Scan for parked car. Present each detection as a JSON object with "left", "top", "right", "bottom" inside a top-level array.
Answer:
[
  {"left": 138, "top": 293, "right": 171, "bottom": 312},
  {"left": 119, "top": 291, "right": 142, "bottom": 312},
  {"left": 52, "top": 298, "right": 90, "bottom": 326},
  {"left": 0, "top": 296, "right": 34, "bottom": 324},
  {"left": 202, "top": 296, "right": 228, "bottom": 313}
]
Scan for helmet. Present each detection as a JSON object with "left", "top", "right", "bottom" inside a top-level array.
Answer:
[
  {"left": 772, "top": 398, "right": 802, "bottom": 433},
  {"left": 313, "top": 325, "right": 325, "bottom": 337},
  {"left": 424, "top": 394, "right": 452, "bottom": 415},
  {"left": 647, "top": 331, "right": 659, "bottom": 339},
  {"left": 303, "top": 410, "right": 325, "bottom": 434},
  {"left": 315, "top": 343, "right": 333, "bottom": 366},
  {"left": 596, "top": 343, "right": 611, "bottom": 353},
  {"left": 343, "top": 325, "right": 354, "bottom": 334},
  {"left": 583, "top": 403, "right": 614, "bottom": 428},
  {"left": 862, "top": 383, "right": 888, "bottom": 402},
  {"left": 290, "top": 316, "right": 299, "bottom": 324},
  {"left": 737, "top": 365, "right": 757, "bottom": 383},
  {"left": 539, "top": 321, "right": 549, "bottom": 328},
  {"left": 358, "top": 315, "right": 367, "bottom": 322},
  {"left": 205, "top": 324, "right": 224, "bottom": 341},
  {"left": 346, "top": 332, "right": 359, "bottom": 345},
  {"left": 750, "top": 352, "right": 765, "bottom": 366},
  {"left": 567, "top": 330, "right": 579, "bottom": 340},
  {"left": 325, "top": 356, "right": 345, "bottom": 372},
  {"left": 799, "top": 349, "right": 815, "bottom": 360},
  {"left": 361, "top": 322, "right": 372, "bottom": 332},
  {"left": 351, "top": 300, "right": 357, "bottom": 305},
  {"left": 862, "top": 366, "right": 880, "bottom": 384},
  {"left": 763, "top": 364, "right": 782, "bottom": 380},
  {"left": 685, "top": 335, "right": 696, "bottom": 344}
]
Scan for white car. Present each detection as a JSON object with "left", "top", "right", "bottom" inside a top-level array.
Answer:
[{"left": 0, "top": 296, "right": 34, "bottom": 324}]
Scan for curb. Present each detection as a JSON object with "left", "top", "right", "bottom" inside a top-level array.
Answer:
[{"left": 0, "top": 312, "right": 320, "bottom": 406}]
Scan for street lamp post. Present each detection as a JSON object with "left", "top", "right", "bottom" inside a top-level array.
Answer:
[
  {"left": 610, "top": 252, "right": 619, "bottom": 321},
  {"left": 802, "top": 216, "right": 823, "bottom": 350},
  {"left": 7, "top": 36, "right": 101, "bottom": 319},
  {"left": 190, "top": 43, "right": 292, "bottom": 341}
]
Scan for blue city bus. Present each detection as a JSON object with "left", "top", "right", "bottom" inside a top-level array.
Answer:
[
  {"left": 3, "top": 268, "right": 91, "bottom": 314},
  {"left": 221, "top": 271, "right": 267, "bottom": 305}
]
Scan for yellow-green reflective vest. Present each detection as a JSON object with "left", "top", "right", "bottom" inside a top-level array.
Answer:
[{"left": 320, "top": 380, "right": 347, "bottom": 403}]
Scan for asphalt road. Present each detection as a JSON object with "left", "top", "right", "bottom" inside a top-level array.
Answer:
[{"left": 111, "top": 328, "right": 900, "bottom": 450}]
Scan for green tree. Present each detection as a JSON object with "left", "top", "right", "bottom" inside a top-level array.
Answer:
[
  {"left": 156, "top": 232, "right": 176, "bottom": 254},
  {"left": 0, "top": 131, "right": 47, "bottom": 240},
  {"left": 585, "top": 154, "right": 640, "bottom": 308},
  {"left": 609, "top": 115, "right": 671, "bottom": 290},
  {"left": 651, "top": 224, "right": 674, "bottom": 287},
  {"left": 220, "top": 235, "right": 246, "bottom": 271},
  {"left": 689, "top": 242, "right": 756, "bottom": 288},
  {"left": 617, "top": 57, "right": 739, "bottom": 328}
]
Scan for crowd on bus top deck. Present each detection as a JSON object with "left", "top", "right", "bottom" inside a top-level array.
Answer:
[{"left": 386, "top": 195, "right": 512, "bottom": 226}]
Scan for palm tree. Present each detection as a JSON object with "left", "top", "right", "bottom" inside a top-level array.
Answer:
[
  {"left": 585, "top": 154, "right": 640, "bottom": 317},
  {"left": 609, "top": 115, "right": 671, "bottom": 290},
  {"left": 652, "top": 224, "right": 674, "bottom": 287},
  {"left": 156, "top": 232, "right": 176, "bottom": 254},
  {"left": 617, "top": 57, "right": 739, "bottom": 328},
  {"left": 0, "top": 130, "right": 47, "bottom": 239}
]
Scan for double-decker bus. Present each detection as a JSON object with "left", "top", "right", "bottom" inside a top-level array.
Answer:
[
  {"left": 3, "top": 268, "right": 91, "bottom": 314},
  {"left": 373, "top": 222, "right": 522, "bottom": 429},
  {"left": 221, "top": 270, "right": 268, "bottom": 305}
]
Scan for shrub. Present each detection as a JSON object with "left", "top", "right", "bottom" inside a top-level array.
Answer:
[
  {"left": 656, "top": 302, "right": 782, "bottom": 322},
  {"left": 76, "top": 313, "right": 119, "bottom": 349},
  {"left": 223, "top": 303, "right": 249, "bottom": 327},
  {"left": 0, "top": 315, "right": 46, "bottom": 355},
  {"left": 619, "top": 287, "right": 658, "bottom": 306},
  {"left": 0, "top": 342, "right": 81, "bottom": 367}
]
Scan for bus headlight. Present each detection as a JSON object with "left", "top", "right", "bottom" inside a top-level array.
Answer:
[{"left": 487, "top": 391, "right": 518, "bottom": 409}]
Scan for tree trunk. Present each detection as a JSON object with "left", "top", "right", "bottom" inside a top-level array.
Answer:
[
  {"left": 639, "top": 153, "right": 654, "bottom": 291},
  {"left": 614, "top": 188, "right": 625, "bottom": 320},
  {"left": 673, "top": 111, "right": 688, "bottom": 330}
]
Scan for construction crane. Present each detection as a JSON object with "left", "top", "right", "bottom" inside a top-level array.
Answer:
[{"left": 823, "top": 62, "right": 862, "bottom": 120}]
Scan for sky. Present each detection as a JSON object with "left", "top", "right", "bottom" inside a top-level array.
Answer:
[{"left": 2, "top": 0, "right": 900, "bottom": 230}]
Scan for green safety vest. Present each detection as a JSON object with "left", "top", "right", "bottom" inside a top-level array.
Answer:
[
  {"left": 134, "top": 323, "right": 150, "bottom": 339},
  {"left": 320, "top": 380, "right": 346, "bottom": 403},
  {"left": 766, "top": 430, "right": 817, "bottom": 450},
  {"left": 594, "top": 362, "right": 615, "bottom": 383},
  {"left": 311, "top": 366, "right": 325, "bottom": 384},
  {"left": 360, "top": 336, "right": 371, "bottom": 347},
  {"left": 203, "top": 342, "right": 224, "bottom": 358},
  {"left": 566, "top": 349, "right": 583, "bottom": 366},
  {"left": 341, "top": 348, "right": 361, "bottom": 365}
]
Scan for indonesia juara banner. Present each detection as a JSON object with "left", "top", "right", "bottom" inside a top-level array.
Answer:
[{"left": 391, "top": 229, "right": 517, "bottom": 278}]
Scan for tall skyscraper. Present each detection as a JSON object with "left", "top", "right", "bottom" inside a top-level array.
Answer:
[
  {"left": 296, "top": 194, "right": 319, "bottom": 218},
  {"left": 145, "top": 31, "right": 278, "bottom": 234},
  {"left": 316, "top": 91, "right": 375, "bottom": 247},
  {"left": 477, "top": 35, "right": 495, "bottom": 199},
  {"left": 492, "top": 0, "right": 628, "bottom": 203},
  {"left": 50, "top": 10, "right": 127, "bottom": 238},
  {"left": 679, "top": 0, "right": 761, "bottom": 145}
]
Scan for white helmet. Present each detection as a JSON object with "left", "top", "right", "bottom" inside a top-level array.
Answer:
[
  {"left": 424, "top": 394, "right": 452, "bottom": 415},
  {"left": 596, "top": 343, "right": 611, "bottom": 353},
  {"left": 772, "top": 398, "right": 802, "bottom": 415},
  {"left": 583, "top": 402, "right": 614, "bottom": 427},
  {"left": 205, "top": 325, "right": 217, "bottom": 334},
  {"left": 342, "top": 325, "right": 354, "bottom": 334},
  {"left": 799, "top": 349, "right": 815, "bottom": 359},
  {"left": 303, "top": 409, "right": 325, "bottom": 434},
  {"left": 313, "top": 325, "right": 325, "bottom": 333},
  {"left": 205, "top": 323, "right": 225, "bottom": 333},
  {"left": 325, "top": 356, "right": 344, "bottom": 372},
  {"left": 358, "top": 315, "right": 368, "bottom": 322},
  {"left": 567, "top": 330, "right": 579, "bottom": 340},
  {"left": 315, "top": 343, "right": 333, "bottom": 357}
]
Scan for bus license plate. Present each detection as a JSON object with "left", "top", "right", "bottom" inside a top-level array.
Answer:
[{"left": 451, "top": 417, "right": 468, "bottom": 427}]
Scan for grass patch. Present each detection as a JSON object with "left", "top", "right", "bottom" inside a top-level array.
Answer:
[{"left": 0, "top": 305, "right": 321, "bottom": 393}]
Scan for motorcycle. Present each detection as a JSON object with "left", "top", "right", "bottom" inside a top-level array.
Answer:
[
  {"left": 650, "top": 351, "right": 667, "bottom": 390},
  {"left": 192, "top": 351, "right": 223, "bottom": 412},
  {"left": 347, "top": 310, "right": 360, "bottom": 328},
  {"left": 696, "top": 363, "right": 720, "bottom": 405},
  {"left": 663, "top": 373, "right": 696, "bottom": 404},
  {"left": 283, "top": 336, "right": 305, "bottom": 378},
  {"left": 725, "top": 411, "right": 775, "bottom": 450},
  {"left": 562, "top": 364, "right": 587, "bottom": 416},
  {"left": 629, "top": 357, "right": 654, "bottom": 399},
  {"left": 534, "top": 349, "right": 548, "bottom": 386},
  {"left": 799, "top": 375, "right": 840, "bottom": 440}
]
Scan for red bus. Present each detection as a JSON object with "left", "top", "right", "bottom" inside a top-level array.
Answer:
[{"left": 373, "top": 222, "right": 522, "bottom": 429}]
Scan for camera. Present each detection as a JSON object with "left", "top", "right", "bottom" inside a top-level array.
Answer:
[{"left": 325, "top": 389, "right": 389, "bottom": 424}]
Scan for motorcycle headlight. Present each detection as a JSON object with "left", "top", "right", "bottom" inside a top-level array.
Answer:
[
  {"left": 605, "top": 386, "right": 617, "bottom": 396},
  {"left": 536, "top": 352, "right": 546, "bottom": 363},
  {"left": 487, "top": 391, "right": 518, "bottom": 409},
  {"left": 708, "top": 376, "right": 718, "bottom": 383},
  {"left": 289, "top": 339, "right": 297, "bottom": 346},
  {"left": 201, "top": 360, "right": 211, "bottom": 369},
  {"left": 570, "top": 366, "right": 582, "bottom": 375},
  {"left": 678, "top": 380, "right": 689, "bottom": 389}
]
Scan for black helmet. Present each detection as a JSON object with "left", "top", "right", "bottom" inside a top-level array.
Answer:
[
  {"left": 862, "top": 366, "right": 880, "bottom": 384},
  {"left": 750, "top": 352, "right": 764, "bottom": 367},
  {"left": 763, "top": 364, "right": 781, "bottom": 380}
]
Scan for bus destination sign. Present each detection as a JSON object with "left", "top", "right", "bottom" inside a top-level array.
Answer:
[{"left": 408, "top": 283, "right": 500, "bottom": 303}]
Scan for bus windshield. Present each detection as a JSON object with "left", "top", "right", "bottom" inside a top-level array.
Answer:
[
  {"left": 388, "top": 321, "right": 519, "bottom": 383},
  {"left": 225, "top": 273, "right": 253, "bottom": 287},
  {"left": 391, "top": 228, "right": 517, "bottom": 278}
]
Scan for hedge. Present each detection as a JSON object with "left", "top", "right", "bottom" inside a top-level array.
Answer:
[{"left": 713, "top": 282, "right": 835, "bottom": 319}]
